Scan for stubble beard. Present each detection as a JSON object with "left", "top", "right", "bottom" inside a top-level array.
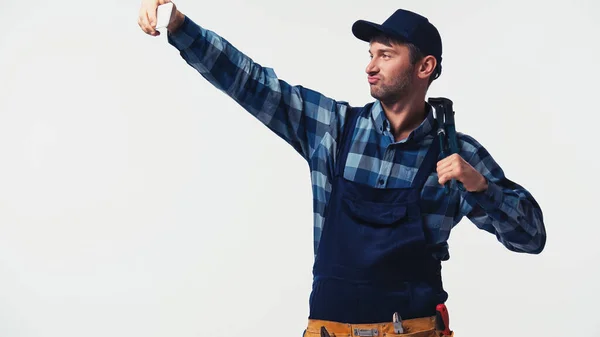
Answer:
[{"left": 370, "top": 65, "right": 414, "bottom": 105}]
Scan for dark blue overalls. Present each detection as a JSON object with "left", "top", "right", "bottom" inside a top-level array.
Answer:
[{"left": 309, "top": 104, "right": 448, "bottom": 324}]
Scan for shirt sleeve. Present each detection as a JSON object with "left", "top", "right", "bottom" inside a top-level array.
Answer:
[
  {"left": 457, "top": 133, "right": 547, "bottom": 254},
  {"left": 166, "top": 15, "right": 348, "bottom": 162}
]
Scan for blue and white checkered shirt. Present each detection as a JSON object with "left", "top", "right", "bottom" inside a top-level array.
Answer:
[{"left": 166, "top": 16, "right": 546, "bottom": 258}]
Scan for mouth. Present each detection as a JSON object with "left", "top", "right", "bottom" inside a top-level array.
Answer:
[{"left": 368, "top": 76, "right": 379, "bottom": 84}]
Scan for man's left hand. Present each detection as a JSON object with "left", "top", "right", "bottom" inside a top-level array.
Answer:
[{"left": 436, "top": 154, "right": 488, "bottom": 192}]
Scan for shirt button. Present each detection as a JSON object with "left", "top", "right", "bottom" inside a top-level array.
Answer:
[{"left": 378, "top": 179, "right": 385, "bottom": 185}]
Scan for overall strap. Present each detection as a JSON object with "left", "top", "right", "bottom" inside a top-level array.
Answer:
[
  {"left": 410, "top": 129, "right": 441, "bottom": 189},
  {"left": 334, "top": 103, "right": 372, "bottom": 177}
]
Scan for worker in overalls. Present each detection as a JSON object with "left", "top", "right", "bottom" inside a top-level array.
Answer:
[{"left": 138, "top": 3, "right": 547, "bottom": 336}]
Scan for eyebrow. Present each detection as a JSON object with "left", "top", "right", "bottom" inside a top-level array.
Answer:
[{"left": 369, "top": 47, "right": 397, "bottom": 55}]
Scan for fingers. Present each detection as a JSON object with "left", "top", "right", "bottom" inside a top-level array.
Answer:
[
  {"left": 147, "top": 4, "right": 157, "bottom": 29},
  {"left": 138, "top": 7, "right": 152, "bottom": 34},
  {"left": 437, "top": 168, "right": 454, "bottom": 185},
  {"left": 436, "top": 153, "right": 460, "bottom": 170},
  {"left": 438, "top": 173, "right": 452, "bottom": 186},
  {"left": 436, "top": 158, "right": 464, "bottom": 186},
  {"left": 437, "top": 158, "right": 457, "bottom": 177},
  {"left": 138, "top": 0, "right": 168, "bottom": 36},
  {"left": 436, "top": 158, "right": 453, "bottom": 172}
]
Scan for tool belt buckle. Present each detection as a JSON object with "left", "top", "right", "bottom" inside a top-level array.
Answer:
[{"left": 353, "top": 328, "right": 379, "bottom": 337}]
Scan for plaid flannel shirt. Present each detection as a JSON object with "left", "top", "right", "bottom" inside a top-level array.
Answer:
[{"left": 166, "top": 16, "right": 546, "bottom": 258}]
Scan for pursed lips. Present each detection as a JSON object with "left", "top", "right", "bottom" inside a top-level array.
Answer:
[{"left": 368, "top": 76, "right": 380, "bottom": 84}]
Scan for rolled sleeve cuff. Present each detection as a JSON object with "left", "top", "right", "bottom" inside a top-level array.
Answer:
[
  {"left": 466, "top": 179, "right": 503, "bottom": 211},
  {"left": 167, "top": 15, "right": 201, "bottom": 51}
]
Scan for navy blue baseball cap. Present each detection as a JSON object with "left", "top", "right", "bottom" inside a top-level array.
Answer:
[{"left": 352, "top": 9, "right": 443, "bottom": 79}]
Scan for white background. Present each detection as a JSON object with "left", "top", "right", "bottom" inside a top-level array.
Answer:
[{"left": 0, "top": 0, "right": 598, "bottom": 336}]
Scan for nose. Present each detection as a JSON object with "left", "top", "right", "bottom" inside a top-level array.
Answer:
[{"left": 366, "top": 58, "right": 379, "bottom": 75}]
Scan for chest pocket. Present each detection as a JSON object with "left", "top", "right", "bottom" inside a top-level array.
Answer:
[{"left": 342, "top": 198, "right": 409, "bottom": 227}]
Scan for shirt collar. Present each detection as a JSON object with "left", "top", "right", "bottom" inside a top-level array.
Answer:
[{"left": 370, "top": 100, "right": 435, "bottom": 143}]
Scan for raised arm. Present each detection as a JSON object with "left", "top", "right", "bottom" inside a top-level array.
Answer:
[{"left": 138, "top": 1, "right": 349, "bottom": 162}]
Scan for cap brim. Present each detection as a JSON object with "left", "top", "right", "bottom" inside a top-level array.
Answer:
[{"left": 352, "top": 20, "right": 407, "bottom": 43}]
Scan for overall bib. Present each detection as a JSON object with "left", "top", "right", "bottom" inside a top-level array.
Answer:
[{"left": 309, "top": 104, "right": 448, "bottom": 325}]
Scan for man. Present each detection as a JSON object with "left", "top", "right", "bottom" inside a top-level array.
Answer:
[{"left": 138, "top": 2, "right": 546, "bottom": 336}]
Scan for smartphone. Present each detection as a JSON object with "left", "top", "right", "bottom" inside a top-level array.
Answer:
[{"left": 155, "top": 2, "right": 174, "bottom": 30}]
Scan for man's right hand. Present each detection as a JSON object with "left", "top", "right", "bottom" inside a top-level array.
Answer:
[{"left": 138, "top": 0, "right": 184, "bottom": 36}]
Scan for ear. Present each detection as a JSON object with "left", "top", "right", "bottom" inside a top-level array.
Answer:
[{"left": 417, "top": 55, "right": 437, "bottom": 81}]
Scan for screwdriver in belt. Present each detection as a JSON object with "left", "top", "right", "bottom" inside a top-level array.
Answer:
[{"left": 393, "top": 312, "right": 404, "bottom": 333}]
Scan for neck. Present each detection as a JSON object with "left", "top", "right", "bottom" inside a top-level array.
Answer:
[{"left": 380, "top": 92, "right": 427, "bottom": 142}]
